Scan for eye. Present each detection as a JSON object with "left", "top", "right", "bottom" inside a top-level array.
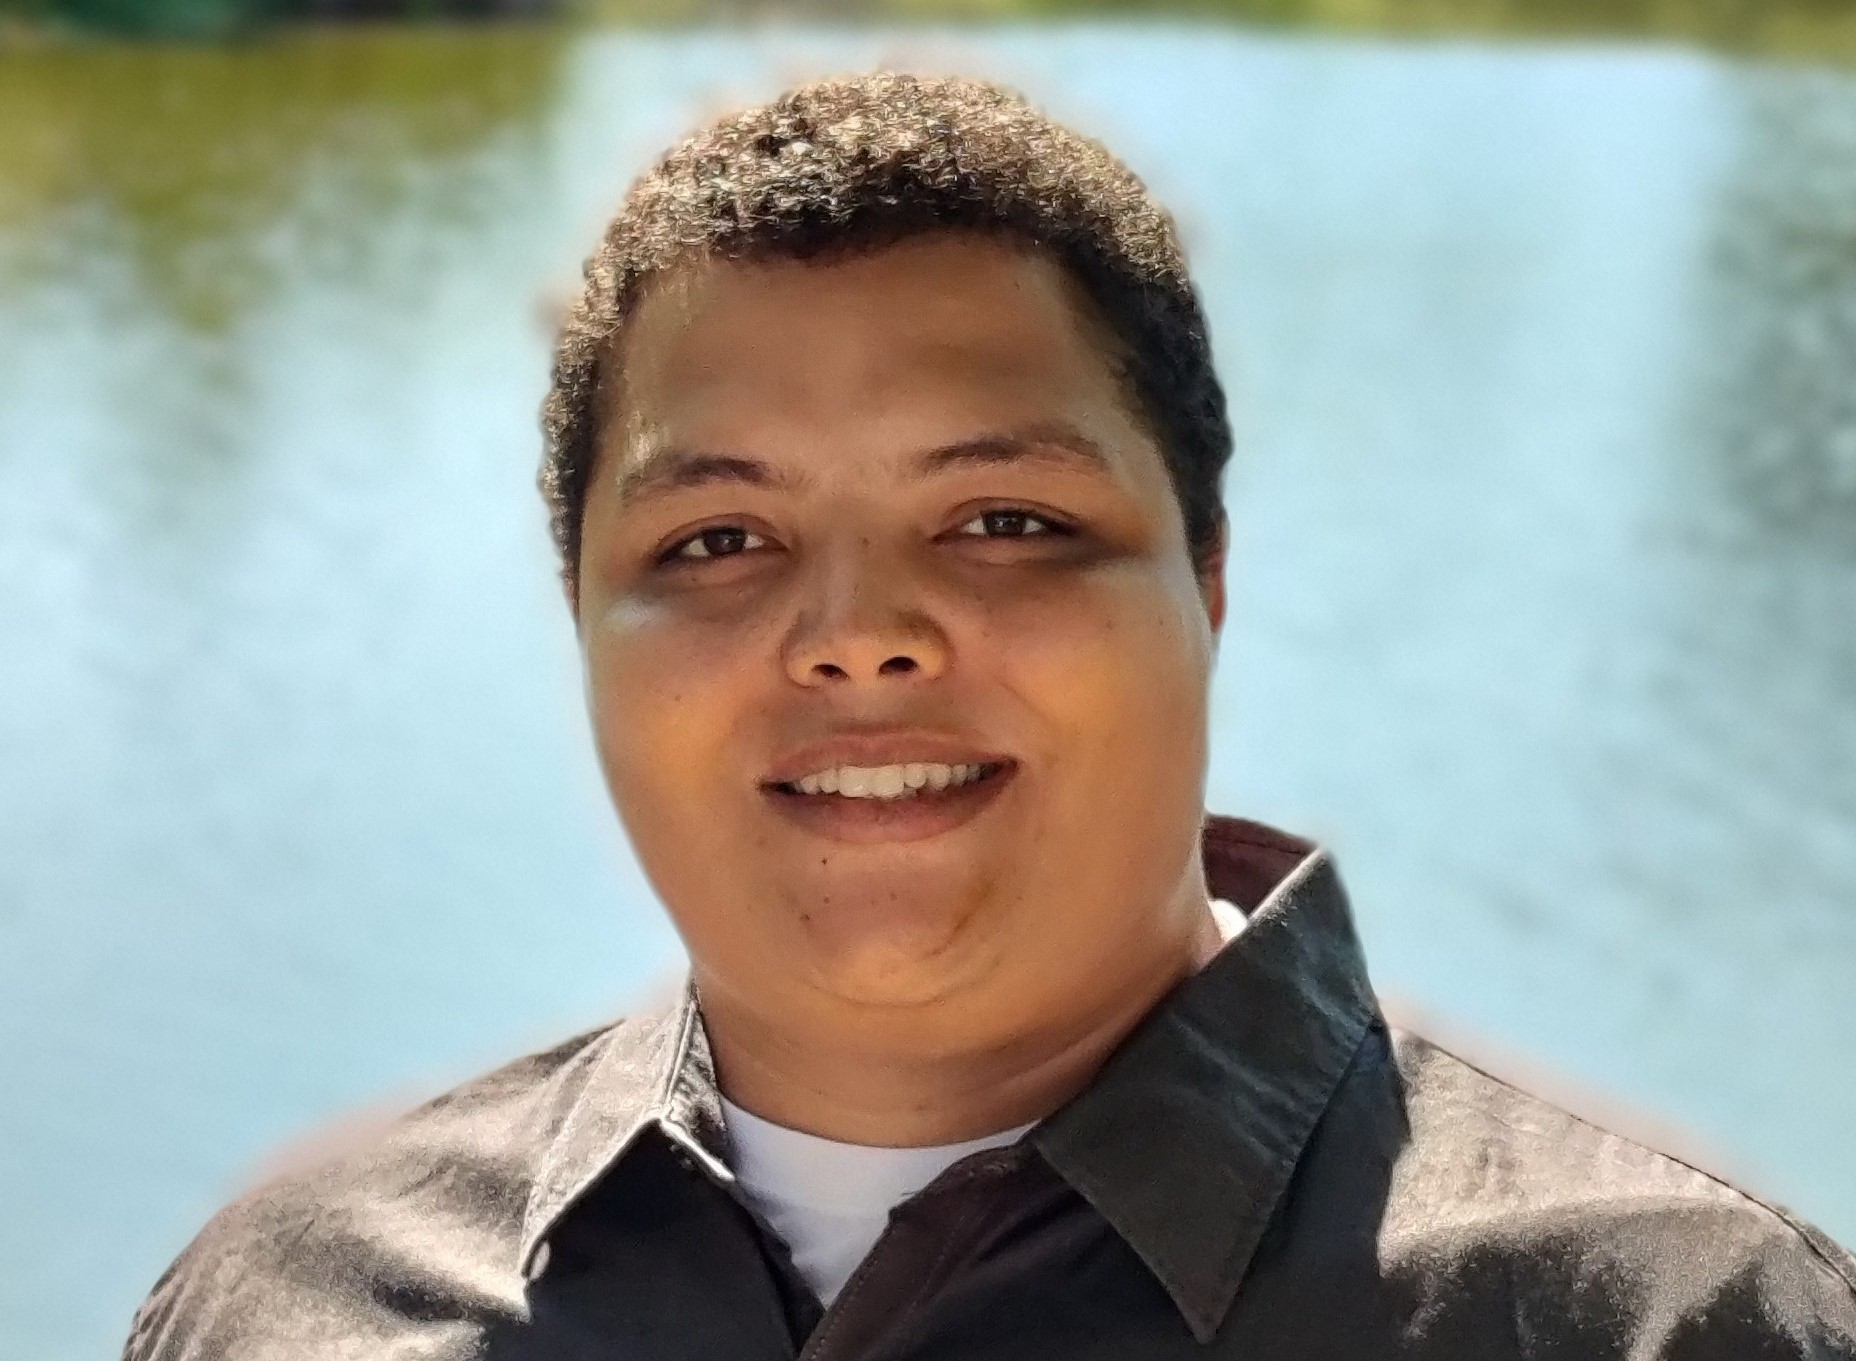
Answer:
[
  {"left": 952, "top": 508, "right": 1068, "bottom": 539},
  {"left": 661, "top": 524, "right": 767, "bottom": 564}
]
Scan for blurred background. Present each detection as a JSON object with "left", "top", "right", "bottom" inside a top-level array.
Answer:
[{"left": 4, "top": 0, "right": 1856, "bottom": 1355}]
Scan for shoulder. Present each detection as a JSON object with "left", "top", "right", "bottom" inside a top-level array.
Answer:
[
  {"left": 122, "top": 1020, "right": 626, "bottom": 1361},
  {"left": 1381, "top": 1026, "right": 1856, "bottom": 1358}
]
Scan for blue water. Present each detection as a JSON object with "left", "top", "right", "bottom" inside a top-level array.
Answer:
[{"left": 3, "top": 24, "right": 1854, "bottom": 1359}]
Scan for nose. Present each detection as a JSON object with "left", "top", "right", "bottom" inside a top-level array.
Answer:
[{"left": 781, "top": 550, "right": 950, "bottom": 689}]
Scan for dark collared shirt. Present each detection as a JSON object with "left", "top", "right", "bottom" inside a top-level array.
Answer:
[{"left": 125, "top": 816, "right": 1856, "bottom": 1359}]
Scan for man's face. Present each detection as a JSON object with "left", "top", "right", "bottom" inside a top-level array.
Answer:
[{"left": 576, "top": 234, "right": 1224, "bottom": 1055}]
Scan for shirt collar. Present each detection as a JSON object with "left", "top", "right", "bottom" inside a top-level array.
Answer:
[
  {"left": 518, "top": 813, "right": 1381, "bottom": 1343},
  {"left": 518, "top": 980, "right": 730, "bottom": 1278},
  {"left": 1031, "top": 815, "right": 1380, "bottom": 1342}
]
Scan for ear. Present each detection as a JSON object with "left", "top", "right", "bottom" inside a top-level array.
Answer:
[{"left": 1198, "top": 513, "right": 1228, "bottom": 635}]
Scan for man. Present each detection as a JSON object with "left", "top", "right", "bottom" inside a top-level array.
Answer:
[{"left": 125, "top": 73, "right": 1856, "bottom": 1359}]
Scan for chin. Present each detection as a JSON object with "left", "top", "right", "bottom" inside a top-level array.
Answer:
[{"left": 796, "top": 904, "right": 986, "bottom": 1012}]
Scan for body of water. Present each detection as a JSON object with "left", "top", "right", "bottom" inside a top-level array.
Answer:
[{"left": 3, "top": 22, "right": 1854, "bottom": 1358}]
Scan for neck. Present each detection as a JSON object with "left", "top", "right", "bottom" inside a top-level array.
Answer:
[{"left": 698, "top": 895, "right": 1226, "bottom": 1148}]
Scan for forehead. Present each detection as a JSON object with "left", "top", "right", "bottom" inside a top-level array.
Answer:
[{"left": 602, "top": 234, "right": 1143, "bottom": 469}]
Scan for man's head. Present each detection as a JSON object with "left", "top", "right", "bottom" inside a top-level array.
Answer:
[{"left": 543, "top": 74, "right": 1234, "bottom": 1105}]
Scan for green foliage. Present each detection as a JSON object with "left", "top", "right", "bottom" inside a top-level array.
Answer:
[
  {"left": 583, "top": 0, "right": 1856, "bottom": 65},
  {"left": 38, "top": 0, "right": 276, "bottom": 38},
  {"left": 5, "top": 0, "right": 1855, "bottom": 66},
  {"left": 0, "top": 0, "right": 555, "bottom": 38}
]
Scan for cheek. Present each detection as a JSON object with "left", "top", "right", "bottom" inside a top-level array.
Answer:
[
  {"left": 582, "top": 604, "right": 751, "bottom": 822},
  {"left": 982, "top": 564, "right": 1212, "bottom": 745},
  {"left": 977, "top": 567, "right": 1212, "bottom": 931}
]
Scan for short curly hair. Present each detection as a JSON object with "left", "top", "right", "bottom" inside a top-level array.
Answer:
[{"left": 540, "top": 72, "right": 1231, "bottom": 601}]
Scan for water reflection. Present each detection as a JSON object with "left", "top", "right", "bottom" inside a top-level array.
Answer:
[
  {"left": 1604, "top": 62, "right": 1856, "bottom": 1193},
  {"left": 0, "top": 25, "right": 567, "bottom": 572},
  {"left": 0, "top": 29, "right": 566, "bottom": 327},
  {"left": 1696, "top": 64, "right": 1856, "bottom": 551}
]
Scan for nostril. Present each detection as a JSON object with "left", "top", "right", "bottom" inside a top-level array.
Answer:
[{"left": 803, "top": 655, "right": 920, "bottom": 683}]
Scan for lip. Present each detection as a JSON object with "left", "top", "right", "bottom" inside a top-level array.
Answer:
[
  {"left": 760, "top": 759, "right": 1018, "bottom": 846},
  {"left": 761, "top": 732, "right": 1016, "bottom": 789}
]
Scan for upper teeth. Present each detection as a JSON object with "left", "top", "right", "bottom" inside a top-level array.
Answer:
[{"left": 789, "top": 763, "right": 989, "bottom": 798}]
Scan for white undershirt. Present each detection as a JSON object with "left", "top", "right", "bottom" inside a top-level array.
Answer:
[
  {"left": 721, "top": 1098, "right": 1035, "bottom": 1305},
  {"left": 721, "top": 898, "right": 1250, "bottom": 1307}
]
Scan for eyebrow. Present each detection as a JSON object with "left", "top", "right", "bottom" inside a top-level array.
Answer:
[
  {"left": 610, "top": 450, "right": 802, "bottom": 507},
  {"left": 610, "top": 421, "right": 1114, "bottom": 508},
  {"left": 913, "top": 423, "right": 1115, "bottom": 479}
]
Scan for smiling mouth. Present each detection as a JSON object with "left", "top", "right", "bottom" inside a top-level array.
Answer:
[{"left": 768, "top": 760, "right": 1013, "bottom": 801}]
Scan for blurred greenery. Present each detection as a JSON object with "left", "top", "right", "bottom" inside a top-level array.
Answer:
[
  {"left": 0, "top": 0, "right": 558, "bottom": 40},
  {"left": 586, "top": 0, "right": 1856, "bottom": 65},
  {"left": 0, "top": 0, "right": 1848, "bottom": 58},
  {"left": 0, "top": 0, "right": 1851, "bottom": 65},
  {"left": 2, "top": 0, "right": 1855, "bottom": 61},
  {"left": 0, "top": 26, "right": 564, "bottom": 327}
]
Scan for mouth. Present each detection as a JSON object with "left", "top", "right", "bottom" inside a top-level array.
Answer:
[
  {"left": 769, "top": 760, "right": 1010, "bottom": 801},
  {"left": 760, "top": 756, "right": 1019, "bottom": 845}
]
